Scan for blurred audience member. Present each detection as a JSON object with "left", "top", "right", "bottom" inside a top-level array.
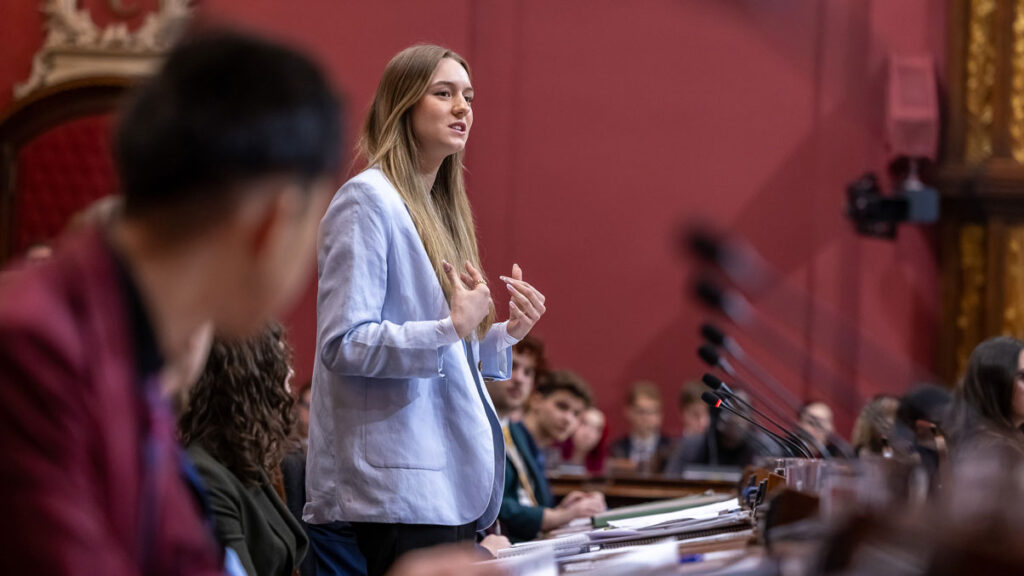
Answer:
[
  {"left": 893, "top": 384, "right": 953, "bottom": 493},
  {"left": 609, "top": 382, "right": 674, "bottom": 473},
  {"left": 560, "top": 406, "right": 608, "bottom": 474},
  {"left": 665, "top": 390, "right": 781, "bottom": 471},
  {"left": 0, "top": 30, "right": 340, "bottom": 575},
  {"left": 851, "top": 394, "right": 900, "bottom": 456},
  {"left": 296, "top": 382, "right": 312, "bottom": 442},
  {"left": 798, "top": 400, "right": 835, "bottom": 448},
  {"left": 66, "top": 195, "right": 123, "bottom": 233},
  {"left": 499, "top": 371, "right": 605, "bottom": 541},
  {"left": 179, "top": 324, "right": 308, "bottom": 576},
  {"left": 486, "top": 335, "right": 547, "bottom": 422},
  {"left": 679, "top": 381, "right": 711, "bottom": 438},
  {"left": 23, "top": 241, "right": 53, "bottom": 264},
  {"left": 948, "top": 336, "right": 1024, "bottom": 458}
]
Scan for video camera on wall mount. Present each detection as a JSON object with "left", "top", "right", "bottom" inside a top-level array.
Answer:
[
  {"left": 845, "top": 163, "right": 939, "bottom": 240},
  {"left": 846, "top": 55, "right": 941, "bottom": 239}
]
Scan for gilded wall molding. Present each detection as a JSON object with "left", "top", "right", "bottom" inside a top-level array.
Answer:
[
  {"left": 1012, "top": 0, "right": 1024, "bottom": 162},
  {"left": 956, "top": 224, "right": 986, "bottom": 377},
  {"left": 1003, "top": 226, "right": 1024, "bottom": 336},
  {"left": 14, "top": 0, "right": 192, "bottom": 101},
  {"left": 966, "top": 0, "right": 998, "bottom": 164}
]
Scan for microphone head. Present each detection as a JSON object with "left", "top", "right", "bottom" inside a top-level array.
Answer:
[
  {"left": 701, "top": 390, "right": 724, "bottom": 408},
  {"left": 700, "top": 322, "right": 727, "bottom": 346},
  {"left": 701, "top": 373, "right": 724, "bottom": 391},
  {"left": 694, "top": 278, "right": 725, "bottom": 311},
  {"left": 687, "top": 229, "right": 723, "bottom": 265},
  {"left": 697, "top": 344, "right": 721, "bottom": 368},
  {"left": 692, "top": 278, "right": 753, "bottom": 324}
]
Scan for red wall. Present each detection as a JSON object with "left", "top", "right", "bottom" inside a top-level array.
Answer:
[{"left": 0, "top": 0, "right": 947, "bottom": 440}]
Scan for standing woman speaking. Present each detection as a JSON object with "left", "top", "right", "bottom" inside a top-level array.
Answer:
[{"left": 305, "top": 45, "right": 546, "bottom": 575}]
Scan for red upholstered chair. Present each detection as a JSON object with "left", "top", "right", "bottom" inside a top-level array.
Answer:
[
  {"left": 0, "top": 78, "right": 131, "bottom": 263},
  {"left": 0, "top": 0, "right": 191, "bottom": 264}
]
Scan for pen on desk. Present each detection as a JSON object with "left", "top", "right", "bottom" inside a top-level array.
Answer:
[{"left": 679, "top": 553, "right": 704, "bottom": 564}]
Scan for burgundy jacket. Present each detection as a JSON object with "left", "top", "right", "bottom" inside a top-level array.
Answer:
[{"left": 0, "top": 229, "right": 222, "bottom": 575}]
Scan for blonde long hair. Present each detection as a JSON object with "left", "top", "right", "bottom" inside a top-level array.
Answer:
[{"left": 360, "top": 44, "right": 494, "bottom": 338}]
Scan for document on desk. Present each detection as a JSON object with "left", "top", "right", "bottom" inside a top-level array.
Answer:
[
  {"left": 560, "top": 539, "right": 678, "bottom": 576},
  {"left": 488, "top": 546, "right": 558, "bottom": 576},
  {"left": 605, "top": 498, "right": 741, "bottom": 530},
  {"left": 591, "top": 492, "right": 733, "bottom": 528}
]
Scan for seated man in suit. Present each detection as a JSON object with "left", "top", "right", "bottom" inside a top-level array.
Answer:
[
  {"left": 665, "top": 390, "right": 782, "bottom": 472},
  {"left": 679, "top": 381, "right": 712, "bottom": 439},
  {"left": 499, "top": 371, "right": 606, "bottom": 542},
  {"left": 608, "top": 382, "right": 675, "bottom": 473},
  {"left": 0, "top": 30, "right": 340, "bottom": 575}
]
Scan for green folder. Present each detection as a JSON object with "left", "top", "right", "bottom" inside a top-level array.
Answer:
[{"left": 590, "top": 491, "right": 734, "bottom": 528}]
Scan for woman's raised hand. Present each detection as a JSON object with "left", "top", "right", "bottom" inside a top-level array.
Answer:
[
  {"left": 500, "top": 263, "right": 546, "bottom": 340},
  {"left": 444, "top": 260, "right": 492, "bottom": 339}
]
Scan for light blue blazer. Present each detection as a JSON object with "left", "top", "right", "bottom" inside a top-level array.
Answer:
[{"left": 304, "top": 166, "right": 511, "bottom": 530}]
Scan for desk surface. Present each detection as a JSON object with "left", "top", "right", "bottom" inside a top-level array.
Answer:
[{"left": 547, "top": 469, "right": 742, "bottom": 506}]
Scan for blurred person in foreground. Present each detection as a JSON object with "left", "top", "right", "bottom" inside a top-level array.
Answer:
[
  {"left": 948, "top": 337, "right": 1024, "bottom": 459},
  {"left": 0, "top": 29, "right": 341, "bottom": 575},
  {"left": 179, "top": 324, "right": 308, "bottom": 576},
  {"left": 499, "top": 371, "right": 605, "bottom": 542}
]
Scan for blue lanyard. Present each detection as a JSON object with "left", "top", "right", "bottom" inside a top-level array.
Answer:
[{"left": 136, "top": 378, "right": 219, "bottom": 572}]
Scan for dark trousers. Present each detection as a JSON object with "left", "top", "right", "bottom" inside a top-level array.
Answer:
[
  {"left": 307, "top": 521, "right": 368, "bottom": 576},
  {"left": 351, "top": 521, "right": 477, "bottom": 576}
]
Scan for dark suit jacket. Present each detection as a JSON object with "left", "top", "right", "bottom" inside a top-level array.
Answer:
[
  {"left": 0, "top": 229, "right": 221, "bottom": 575},
  {"left": 189, "top": 446, "right": 308, "bottom": 576},
  {"left": 664, "top": 428, "right": 779, "bottom": 474},
  {"left": 499, "top": 422, "right": 554, "bottom": 542},
  {"left": 608, "top": 434, "right": 675, "bottom": 472}
]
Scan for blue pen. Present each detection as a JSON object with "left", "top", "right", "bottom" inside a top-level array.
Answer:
[{"left": 679, "top": 554, "right": 704, "bottom": 564}]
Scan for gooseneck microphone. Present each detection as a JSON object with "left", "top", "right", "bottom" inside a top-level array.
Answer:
[
  {"left": 697, "top": 344, "right": 795, "bottom": 428},
  {"left": 698, "top": 343, "right": 737, "bottom": 377},
  {"left": 700, "top": 391, "right": 812, "bottom": 458},
  {"left": 700, "top": 323, "right": 856, "bottom": 458},
  {"left": 702, "top": 374, "right": 824, "bottom": 459},
  {"left": 700, "top": 322, "right": 742, "bottom": 359},
  {"left": 700, "top": 322, "right": 800, "bottom": 411},
  {"left": 694, "top": 278, "right": 752, "bottom": 324}
]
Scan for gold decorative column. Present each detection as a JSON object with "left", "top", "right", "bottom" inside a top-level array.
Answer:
[
  {"left": 1011, "top": 0, "right": 1024, "bottom": 161},
  {"left": 941, "top": 1, "right": 1024, "bottom": 383},
  {"left": 955, "top": 225, "right": 987, "bottom": 376},
  {"left": 966, "top": 0, "right": 998, "bottom": 163}
]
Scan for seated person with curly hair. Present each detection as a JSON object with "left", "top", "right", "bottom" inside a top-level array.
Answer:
[{"left": 179, "top": 324, "right": 308, "bottom": 576}]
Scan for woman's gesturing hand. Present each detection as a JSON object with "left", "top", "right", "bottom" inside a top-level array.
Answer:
[
  {"left": 500, "top": 263, "right": 546, "bottom": 340},
  {"left": 444, "top": 260, "right": 492, "bottom": 339}
]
